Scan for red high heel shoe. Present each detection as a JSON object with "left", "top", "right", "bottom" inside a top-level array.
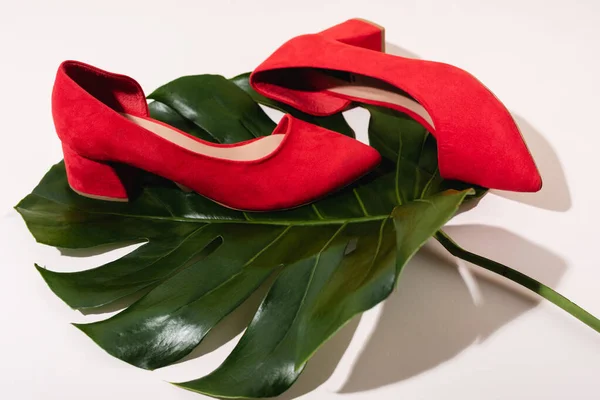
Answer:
[
  {"left": 250, "top": 19, "right": 542, "bottom": 192},
  {"left": 52, "top": 61, "right": 381, "bottom": 211}
]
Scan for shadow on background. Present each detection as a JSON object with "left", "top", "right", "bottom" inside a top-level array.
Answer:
[
  {"left": 386, "top": 42, "right": 571, "bottom": 212},
  {"left": 340, "top": 224, "right": 565, "bottom": 393},
  {"left": 173, "top": 276, "right": 276, "bottom": 363},
  {"left": 66, "top": 224, "right": 568, "bottom": 397},
  {"left": 63, "top": 42, "right": 569, "bottom": 397},
  {"left": 273, "top": 317, "right": 361, "bottom": 400},
  {"left": 385, "top": 42, "right": 421, "bottom": 59}
]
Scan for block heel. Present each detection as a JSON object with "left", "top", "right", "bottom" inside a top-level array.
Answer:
[
  {"left": 51, "top": 61, "right": 381, "bottom": 210},
  {"left": 62, "top": 144, "right": 130, "bottom": 202}
]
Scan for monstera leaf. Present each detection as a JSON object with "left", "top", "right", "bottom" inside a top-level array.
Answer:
[{"left": 16, "top": 73, "right": 485, "bottom": 399}]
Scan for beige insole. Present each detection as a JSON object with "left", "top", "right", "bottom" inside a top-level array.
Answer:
[
  {"left": 123, "top": 72, "right": 434, "bottom": 160},
  {"left": 121, "top": 114, "right": 285, "bottom": 161},
  {"left": 323, "top": 74, "right": 435, "bottom": 129}
]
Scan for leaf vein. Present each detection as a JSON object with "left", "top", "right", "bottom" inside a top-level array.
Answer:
[
  {"left": 259, "top": 223, "right": 348, "bottom": 362},
  {"left": 312, "top": 204, "right": 324, "bottom": 220},
  {"left": 357, "top": 217, "right": 389, "bottom": 286},
  {"left": 145, "top": 190, "right": 175, "bottom": 217},
  {"left": 420, "top": 166, "right": 439, "bottom": 198},
  {"left": 175, "top": 226, "right": 292, "bottom": 314},
  {"left": 25, "top": 193, "right": 390, "bottom": 227},
  {"left": 353, "top": 189, "right": 369, "bottom": 216},
  {"left": 395, "top": 137, "right": 404, "bottom": 205}
]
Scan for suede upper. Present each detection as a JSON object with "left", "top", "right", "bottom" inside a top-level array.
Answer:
[
  {"left": 52, "top": 60, "right": 381, "bottom": 211},
  {"left": 250, "top": 19, "right": 542, "bottom": 193}
]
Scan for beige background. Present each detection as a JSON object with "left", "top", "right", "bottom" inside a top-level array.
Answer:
[{"left": 1, "top": 0, "right": 599, "bottom": 399}]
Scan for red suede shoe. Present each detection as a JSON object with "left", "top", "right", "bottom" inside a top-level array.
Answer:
[
  {"left": 250, "top": 19, "right": 542, "bottom": 192},
  {"left": 52, "top": 61, "right": 381, "bottom": 211}
]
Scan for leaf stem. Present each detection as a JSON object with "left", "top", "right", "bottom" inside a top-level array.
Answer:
[{"left": 435, "top": 230, "right": 600, "bottom": 333}]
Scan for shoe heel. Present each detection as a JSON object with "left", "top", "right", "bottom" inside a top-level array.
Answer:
[
  {"left": 62, "top": 144, "right": 130, "bottom": 202},
  {"left": 319, "top": 18, "right": 385, "bottom": 52}
]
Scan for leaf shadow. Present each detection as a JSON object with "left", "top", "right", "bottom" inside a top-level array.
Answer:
[
  {"left": 172, "top": 280, "right": 271, "bottom": 364},
  {"left": 272, "top": 316, "right": 361, "bottom": 400},
  {"left": 386, "top": 42, "right": 571, "bottom": 212},
  {"left": 173, "top": 270, "right": 283, "bottom": 364},
  {"left": 78, "top": 288, "right": 151, "bottom": 316},
  {"left": 340, "top": 224, "right": 566, "bottom": 393},
  {"left": 172, "top": 273, "right": 361, "bottom": 397}
]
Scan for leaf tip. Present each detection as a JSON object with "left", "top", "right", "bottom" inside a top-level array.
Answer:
[
  {"left": 71, "top": 322, "right": 86, "bottom": 331},
  {"left": 72, "top": 322, "right": 99, "bottom": 338},
  {"left": 34, "top": 263, "right": 54, "bottom": 282},
  {"left": 168, "top": 381, "right": 209, "bottom": 397},
  {"left": 230, "top": 71, "right": 251, "bottom": 82}
]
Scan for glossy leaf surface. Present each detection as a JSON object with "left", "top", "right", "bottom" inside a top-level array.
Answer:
[{"left": 16, "top": 73, "right": 480, "bottom": 398}]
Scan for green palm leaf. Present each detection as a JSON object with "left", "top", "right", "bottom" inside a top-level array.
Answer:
[{"left": 15, "top": 73, "right": 480, "bottom": 398}]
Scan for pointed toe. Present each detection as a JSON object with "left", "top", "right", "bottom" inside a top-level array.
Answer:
[
  {"left": 52, "top": 62, "right": 379, "bottom": 211},
  {"left": 250, "top": 19, "right": 543, "bottom": 193}
]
